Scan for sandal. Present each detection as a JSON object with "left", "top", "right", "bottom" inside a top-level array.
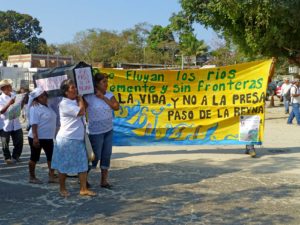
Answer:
[
  {"left": 79, "top": 190, "right": 96, "bottom": 197},
  {"left": 48, "top": 177, "right": 59, "bottom": 183},
  {"left": 29, "top": 178, "right": 43, "bottom": 184},
  {"left": 60, "top": 190, "right": 70, "bottom": 197},
  {"left": 100, "top": 183, "right": 113, "bottom": 189}
]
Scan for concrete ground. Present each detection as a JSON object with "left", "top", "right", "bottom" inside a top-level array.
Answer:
[{"left": 1, "top": 102, "right": 300, "bottom": 225}]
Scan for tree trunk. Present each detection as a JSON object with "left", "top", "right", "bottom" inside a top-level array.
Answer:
[{"left": 268, "top": 95, "right": 275, "bottom": 107}]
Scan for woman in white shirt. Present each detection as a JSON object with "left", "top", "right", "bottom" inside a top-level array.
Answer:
[
  {"left": 84, "top": 73, "right": 119, "bottom": 189},
  {"left": 28, "top": 87, "right": 57, "bottom": 184},
  {"left": 51, "top": 79, "right": 96, "bottom": 197}
]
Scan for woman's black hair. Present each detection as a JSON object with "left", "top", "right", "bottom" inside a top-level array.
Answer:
[
  {"left": 60, "top": 79, "right": 75, "bottom": 97},
  {"left": 94, "top": 72, "right": 108, "bottom": 84}
]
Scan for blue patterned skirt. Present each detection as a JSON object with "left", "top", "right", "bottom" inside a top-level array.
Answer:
[{"left": 51, "top": 137, "right": 88, "bottom": 174}]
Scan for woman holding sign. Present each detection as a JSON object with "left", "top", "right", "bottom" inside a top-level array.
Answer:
[
  {"left": 51, "top": 79, "right": 96, "bottom": 197},
  {"left": 84, "top": 72, "right": 119, "bottom": 189}
]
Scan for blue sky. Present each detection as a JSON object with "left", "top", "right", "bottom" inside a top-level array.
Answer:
[{"left": 1, "top": 0, "right": 218, "bottom": 47}]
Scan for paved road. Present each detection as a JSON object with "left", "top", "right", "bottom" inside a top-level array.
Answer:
[{"left": 1, "top": 105, "right": 300, "bottom": 225}]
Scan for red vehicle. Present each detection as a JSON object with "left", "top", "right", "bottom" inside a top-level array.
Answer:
[
  {"left": 275, "top": 81, "right": 284, "bottom": 97},
  {"left": 266, "top": 81, "right": 283, "bottom": 101}
]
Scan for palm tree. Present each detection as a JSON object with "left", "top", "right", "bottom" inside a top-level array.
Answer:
[{"left": 179, "top": 33, "right": 208, "bottom": 66}]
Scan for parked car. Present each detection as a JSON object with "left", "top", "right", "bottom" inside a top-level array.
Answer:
[
  {"left": 275, "top": 81, "right": 284, "bottom": 97},
  {"left": 266, "top": 80, "right": 283, "bottom": 101}
]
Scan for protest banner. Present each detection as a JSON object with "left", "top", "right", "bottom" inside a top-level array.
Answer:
[
  {"left": 33, "top": 62, "right": 94, "bottom": 97},
  {"left": 96, "top": 59, "right": 273, "bottom": 146}
]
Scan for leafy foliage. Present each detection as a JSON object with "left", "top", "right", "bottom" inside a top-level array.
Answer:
[
  {"left": 0, "top": 41, "right": 28, "bottom": 60},
  {"left": 0, "top": 10, "right": 53, "bottom": 58},
  {"left": 179, "top": 33, "right": 207, "bottom": 57},
  {"left": 177, "top": 0, "right": 300, "bottom": 64},
  {"left": 147, "top": 25, "right": 175, "bottom": 50},
  {"left": 0, "top": 10, "right": 42, "bottom": 43},
  {"left": 0, "top": 9, "right": 209, "bottom": 67}
]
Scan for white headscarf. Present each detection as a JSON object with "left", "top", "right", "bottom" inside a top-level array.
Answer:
[{"left": 27, "top": 87, "right": 46, "bottom": 125}]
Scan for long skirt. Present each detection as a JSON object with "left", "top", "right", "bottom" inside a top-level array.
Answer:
[{"left": 51, "top": 137, "right": 88, "bottom": 174}]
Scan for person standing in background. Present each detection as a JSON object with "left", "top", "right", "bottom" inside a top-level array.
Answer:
[
  {"left": 0, "top": 79, "right": 24, "bottom": 164},
  {"left": 287, "top": 79, "right": 300, "bottom": 125},
  {"left": 84, "top": 72, "right": 119, "bottom": 189},
  {"left": 281, "top": 78, "right": 292, "bottom": 114}
]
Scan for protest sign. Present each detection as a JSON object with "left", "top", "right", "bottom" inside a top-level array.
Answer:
[
  {"left": 96, "top": 59, "right": 273, "bottom": 146},
  {"left": 74, "top": 67, "right": 94, "bottom": 96},
  {"left": 33, "top": 62, "right": 94, "bottom": 97},
  {"left": 6, "top": 94, "right": 25, "bottom": 120}
]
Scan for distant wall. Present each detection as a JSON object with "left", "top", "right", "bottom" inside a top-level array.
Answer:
[{"left": 0, "top": 67, "right": 33, "bottom": 91}]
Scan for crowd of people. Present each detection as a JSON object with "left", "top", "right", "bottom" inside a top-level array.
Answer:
[
  {"left": 1, "top": 65, "right": 298, "bottom": 197},
  {"left": 273, "top": 77, "right": 300, "bottom": 125},
  {"left": 0, "top": 72, "right": 119, "bottom": 197}
]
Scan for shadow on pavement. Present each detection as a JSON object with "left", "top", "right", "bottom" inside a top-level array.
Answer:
[{"left": 1, "top": 149, "right": 300, "bottom": 224}]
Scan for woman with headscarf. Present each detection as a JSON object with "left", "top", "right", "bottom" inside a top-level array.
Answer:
[
  {"left": 28, "top": 87, "right": 57, "bottom": 184},
  {"left": 51, "top": 79, "right": 96, "bottom": 197}
]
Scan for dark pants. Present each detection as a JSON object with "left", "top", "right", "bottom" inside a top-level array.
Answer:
[
  {"left": 28, "top": 137, "right": 53, "bottom": 162},
  {"left": 0, "top": 128, "right": 23, "bottom": 160}
]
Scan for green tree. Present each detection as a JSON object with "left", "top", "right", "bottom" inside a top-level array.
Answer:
[
  {"left": 0, "top": 10, "right": 42, "bottom": 43},
  {"left": 174, "top": 0, "right": 300, "bottom": 64},
  {"left": 56, "top": 23, "right": 155, "bottom": 66},
  {"left": 0, "top": 41, "right": 28, "bottom": 60},
  {"left": 27, "top": 37, "right": 50, "bottom": 54},
  {"left": 146, "top": 25, "right": 179, "bottom": 64},
  {"left": 0, "top": 10, "right": 54, "bottom": 56},
  {"left": 113, "top": 23, "right": 151, "bottom": 64},
  {"left": 208, "top": 39, "right": 248, "bottom": 66},
  {"left": 147, "top": 25, "right": 175, "bottom": 50},
  {"left": 179, "top": 33, "right": 207, "bottom": 57}
]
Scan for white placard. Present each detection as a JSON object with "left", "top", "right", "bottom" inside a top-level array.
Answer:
[
  {"left": 74, "top": 67, "right": 94, "bottom": 95},
  {"left": 239, "top": 115, "right": 260, "bottom": 142},
  {"left": 35, "top": 75, "right": 68, "bottom": 91}
]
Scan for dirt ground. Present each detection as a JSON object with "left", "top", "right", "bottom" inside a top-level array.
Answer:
[{"left": 1, "top": 99, "right": 300, "bottom": 225}]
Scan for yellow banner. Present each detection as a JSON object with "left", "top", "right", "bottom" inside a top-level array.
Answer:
[{"left": 95, "top": 60, "right": 272, "bottom": 146}]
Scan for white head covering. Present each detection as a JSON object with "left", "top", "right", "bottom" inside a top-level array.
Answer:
[
  {"left": 27, "top": 87, "right": 46, "bottom": 126},
  {"left": 29, "top": 87, "right": 45, "bottom": 99},
  {"left": 28, "top": 87, "right": 45, "bottom": 108}
]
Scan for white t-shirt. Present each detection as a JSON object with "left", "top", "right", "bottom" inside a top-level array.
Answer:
[
  {"left": 56, "top": 97, "right": 84, "bottom": 140},
  {"left": 281, "top": 83, "right": 292, "bottom": 96},
  {"left": 290, "top": 85, "right": 300, "bottom": 104},
  {"left": 84, "top": 92, "right": 114, "bottom": 134},
  {"left": 28, "top": 104, "right": 57, "bottom": 139},
  {"left": 0, "top": 93, "right": 22, "bottom": 132}
]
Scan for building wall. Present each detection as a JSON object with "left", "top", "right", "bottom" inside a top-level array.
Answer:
[
  {"left": 7, "top": 54, "right": 73, "bottom": 69},
  {"left": 0, "top": 67, "right": 30, "bottom": 91}
]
